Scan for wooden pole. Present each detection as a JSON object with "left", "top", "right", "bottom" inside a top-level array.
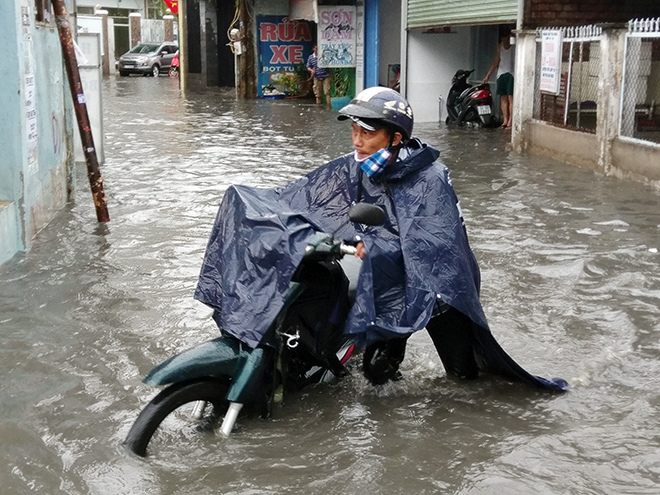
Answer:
[
  {"left": 51, "top": 0, "right": 110, "bottom": 222},
  {"left": 178, "top": 0, "right": 187, "bottom": 93},
  {"left": 237, "top": 0, "right": 256, "bottom": 99}
]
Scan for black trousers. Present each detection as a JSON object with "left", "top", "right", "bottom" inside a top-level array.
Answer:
[{"left": 363, "top": 306, "right": 479, "bottom": 384}]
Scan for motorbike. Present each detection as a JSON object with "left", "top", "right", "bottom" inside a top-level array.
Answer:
[
  {"left": 124, "top": 203, "right": 386, "bottom": 457},
  {"left": 445, "top": 69, "right": 495, "bottom": 127},
  {"left": 168, "top": 51, "right": 179, "bottom": 78}
]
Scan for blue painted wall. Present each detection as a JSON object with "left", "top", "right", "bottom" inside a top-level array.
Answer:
[
  {"left": 364, "top": 0, "right": 380, "bottom": 88},
  {"left": 0, "top": 3, "right": 22, "bottom": 202},
  {"left": 0, "top": 1, "right": 75, "bottom": 266}
]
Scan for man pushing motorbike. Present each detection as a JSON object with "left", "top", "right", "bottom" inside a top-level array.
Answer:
[{"left": 194, "top": 87, "right": 568, "bottom": 392}]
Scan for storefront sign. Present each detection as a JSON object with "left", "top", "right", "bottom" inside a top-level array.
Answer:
[
  {"left": 540, "top": 30, "right": 563, "bottom": 95},
  {"left": 317, "top": 6, "right": 356, "bottom": 68},
  {"left": 257, "top": 16, "right": 314, "bottom": 96}
]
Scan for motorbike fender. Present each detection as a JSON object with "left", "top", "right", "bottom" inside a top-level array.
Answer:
[
  {"left": 144, "top": 337, "right": 245, "bottom": 386},
  {"left": 225, "top": 346, "right": 270, "bottom": 403}
]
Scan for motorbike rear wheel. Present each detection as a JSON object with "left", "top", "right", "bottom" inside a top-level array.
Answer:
[
  {"left": 124, "top": 378, "right": 230, "bottom": 457},
  {"left": 462, "top": 108, "right": 479, "bottom": 126}
]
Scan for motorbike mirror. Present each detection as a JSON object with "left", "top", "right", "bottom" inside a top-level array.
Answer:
[{"left": 348, "top": 203, "right": 386, "bottom": 226}]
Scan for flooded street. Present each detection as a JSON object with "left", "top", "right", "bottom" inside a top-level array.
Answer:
[{"left": 1, "top": 75, "right": 660, "bottom": 494}]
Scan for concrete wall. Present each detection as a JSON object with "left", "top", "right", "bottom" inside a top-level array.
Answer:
[
  {"left": 0, "top": 3, "right": 22, "bottom": 203},
  {"left": 611, "top": 138, "right": 660, "bottom": 188},
  {"left": 379, "top": 0, "right": 401, "bottom": 87},
  {"left": 0, "top": 0, "right": 75, "bottom": 266},
  {"left": 525, "top": 121, "right": 599, "bottom": 170},
  {"left": 406, "top": 26, "right": 472, "bottom": 123}
]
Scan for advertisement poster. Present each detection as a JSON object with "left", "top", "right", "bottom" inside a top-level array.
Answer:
[
  {"left": 317, "top": 6, "right": 356, "bottom": 68},
  {"left": 24, "top": 73, "right": 38, "bottom": 172},
  {"left": 355, "top": 1, "right": 364, "bottom": 90},
  {"left": 540, "top": 30, "right": 563, "bottom": 95},
  {"left": 257, "top": 16, "right": 314, "bottom": 97}
]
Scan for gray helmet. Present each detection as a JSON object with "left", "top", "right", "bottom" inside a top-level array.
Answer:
[{"left": 338, "top": 87, "right": 414, "bottom": 140}]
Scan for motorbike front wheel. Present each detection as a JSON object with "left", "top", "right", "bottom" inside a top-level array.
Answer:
[{"left": 124, "top": 378, "right": 230, "bottom": 457}]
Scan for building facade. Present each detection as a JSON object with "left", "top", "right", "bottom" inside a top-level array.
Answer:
[
  {"left": 0, "top": 0, "right": 76, "bottom": 266},
  {"left": 513, "top": 0, "right": 660, "bottom": 189}
]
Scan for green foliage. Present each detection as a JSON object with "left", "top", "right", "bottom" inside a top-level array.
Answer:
[
  {"left": 275, "top": 73, "right": 299, "bottom": 95},
  {"left": 332, "top": 68, "right": 355, "bottom": 98},
  {"left": 293, "top": 63, "right": 309, "bottom": 81}
]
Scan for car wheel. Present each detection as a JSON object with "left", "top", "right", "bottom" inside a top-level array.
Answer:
[
  {"left": 119, "top": 71, "right": 129, "bottom": 77},
  {"left": 151, "top": 65, "right": 160, "bottom": 77}
]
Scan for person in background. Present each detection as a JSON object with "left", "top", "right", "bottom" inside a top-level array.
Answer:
[
  {"left": 307, "top": 44, "right": 332, "bottom": 109},
  {"left": 483, "top": 28, "right": 516, "bottom": 129}
]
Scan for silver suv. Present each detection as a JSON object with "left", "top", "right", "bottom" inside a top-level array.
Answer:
[{"left": 118, "top": 42, "right": 178, "bottom": 77}]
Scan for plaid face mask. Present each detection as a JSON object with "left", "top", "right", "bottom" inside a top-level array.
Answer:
[{"left": 360, "top": 148, "right": 392, "bottom": 178}]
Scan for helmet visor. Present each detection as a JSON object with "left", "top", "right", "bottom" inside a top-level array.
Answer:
[{"left": 339, "top": 115, "right": 385, "bottom": 132}]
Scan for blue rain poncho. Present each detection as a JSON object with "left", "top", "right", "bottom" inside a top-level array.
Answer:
[{"left": 194, "top": 139, "right": 568, "bottom": 391}]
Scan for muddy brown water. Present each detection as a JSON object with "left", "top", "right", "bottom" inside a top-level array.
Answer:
[{"left": 1, "top": 76, "right": 659, "bottom": 494}]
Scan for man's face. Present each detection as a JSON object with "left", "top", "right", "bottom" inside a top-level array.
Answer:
[{"left": 352, "top": 123, "right": 399, "bottom": 160}]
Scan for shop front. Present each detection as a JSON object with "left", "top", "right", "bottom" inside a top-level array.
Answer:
[{"left": 403, "top": 0, "right": 518, "bottom": 122}]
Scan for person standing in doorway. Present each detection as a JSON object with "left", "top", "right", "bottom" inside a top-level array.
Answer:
[
  {"left": 483, "top": 28, "right": 515, "bottom": 129},
  {"left": 307, "top": 44, "right": 332, "bottom": 109}
]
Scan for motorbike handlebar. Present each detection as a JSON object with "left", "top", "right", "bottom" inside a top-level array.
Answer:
[
  {"left": 303, "top": 240, "right": 357, "bottom": 259},
  {"left": 340, "top": 244, "right": 357, "bottom": 256}
]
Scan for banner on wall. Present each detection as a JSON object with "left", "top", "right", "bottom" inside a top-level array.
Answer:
[
  {"left": 540, "top": 30, "right": 563, "bottom": 95},
  {"left": 317, "top": 6, "right": 356, "bottom": 68},
  {"left": 257, "top": 16, "right": 314, "bottom": 97}
]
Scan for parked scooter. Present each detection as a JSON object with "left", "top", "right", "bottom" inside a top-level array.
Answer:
[
  {"left": 124, "top": 203, "right": 385, "bottom": 457},
  {"left": 445, "top": 69, "right": 495, "bottom": 127}
]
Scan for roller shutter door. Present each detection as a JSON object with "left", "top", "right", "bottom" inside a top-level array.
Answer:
[{"left": 407, "top": 0, "right": 517, "bottom": 29}]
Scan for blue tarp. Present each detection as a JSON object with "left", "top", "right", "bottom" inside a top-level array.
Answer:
[{"left": 194, "top": 139, "right": 568, "bottom": 391}]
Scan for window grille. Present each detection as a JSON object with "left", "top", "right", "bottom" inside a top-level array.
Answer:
[
  {"left": 621, "top": 18, "right": 660, "bottom": 145},
  {"left": 533, "top": 25, "right": 602, "bottom": 134},
  {"left": 35, "top": 0, "right": 51, "bottom": 23}
]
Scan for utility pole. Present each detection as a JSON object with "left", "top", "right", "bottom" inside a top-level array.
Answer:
[
  {"left": 51, "top": 0, "right": 110, "bottom": 223},
  {"left": 237, "top": 0, "right": 255, "bottom": 98}
]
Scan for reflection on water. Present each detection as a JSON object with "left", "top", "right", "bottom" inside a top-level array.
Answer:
[{"left": 0, "top": 76, "right": 659, "bottom": 494}]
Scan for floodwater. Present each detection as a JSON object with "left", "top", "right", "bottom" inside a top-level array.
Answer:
[{"left": 1, "top": 75, "right": 660, "bottom": 495}]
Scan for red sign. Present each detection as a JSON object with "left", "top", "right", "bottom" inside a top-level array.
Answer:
[{"left": 162, "top": 0, "right": 178, "bottom": 14}]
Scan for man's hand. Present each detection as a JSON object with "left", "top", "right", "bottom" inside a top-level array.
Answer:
[{"left": 355, "top": 241, "right": 365, "bottom": 260}]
